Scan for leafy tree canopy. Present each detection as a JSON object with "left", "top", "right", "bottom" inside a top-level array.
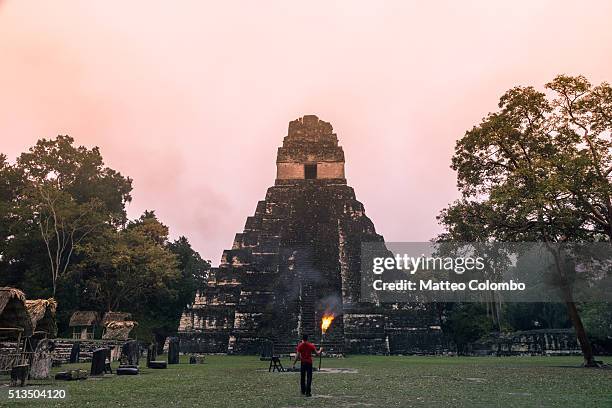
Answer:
[
  {"left": 438, "top": 75, "right": 612, "bottom": 366},
  {"left": 0, "top": 136, "right": 208, "bottom": 342}
]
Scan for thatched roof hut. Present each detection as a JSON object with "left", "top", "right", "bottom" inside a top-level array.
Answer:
[
  {"left": 101, "top": 311, "right": 132, "bottom": 326},
  {"left": 25, "top": 298, "right": 58, "bottom": 338},
  {"left": 0, "top": 287, "right": 33, "bottom": 339},
  {"left": 102, "top": 321, "right": 138, "bottom": 341},
  {"left": 69, "top": 311, "right": 100, "bottom": 339},
  {"left": 68, "top": 311, "right": 99, "bottom": 328}
]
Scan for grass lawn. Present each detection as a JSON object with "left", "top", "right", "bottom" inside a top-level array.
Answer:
[{"left": 2, "top": 355, "right": 612, "bottom": 407}]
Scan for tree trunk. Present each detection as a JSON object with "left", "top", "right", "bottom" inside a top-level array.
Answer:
[
  {"left": 563, "top": 297, "right": 597, "bottom": 367},
  {"left": 550, "top": 244, "right": 598, "bottom": 367}
]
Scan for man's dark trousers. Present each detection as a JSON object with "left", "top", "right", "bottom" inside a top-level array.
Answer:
[{"left": 300, "top": 362, "right": 313, "bottom": 395}]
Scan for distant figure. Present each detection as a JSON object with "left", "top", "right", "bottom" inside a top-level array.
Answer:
[{"left": 292, "top": 334, "right": 322, "bottom": 397}]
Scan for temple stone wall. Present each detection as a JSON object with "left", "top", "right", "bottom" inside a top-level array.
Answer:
[
  {"left": 276, "top": 163, "right": 304, "bottom": 179},
  {"left": 317, "top": 162, "right": 345, "bottom": 179},
  {"left": 277, "top": 162, "right": 345, "bottom": 180},
  {"left": 177, "top": 332, "right": 230, "bottom": 354}
]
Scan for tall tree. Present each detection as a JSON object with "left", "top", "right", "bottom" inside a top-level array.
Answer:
[
  {"left": 138, "top": 235, "right": 210, "bottom": 346},
  {"left": 167, "top": 236, "right": 210, "bottom": 311},
  {"left": 28, "top": 185, "right": 105, "bottom": 296},
  {"left": 78, "top": 212, "right": 179, "bottom": 312},
  {"left": 14, "top": 136, "right": 132, "bottom": 295},
  {"left": 17, "top": 136, "right": 132, "bottom": 224},
  {"left": 0, "top": 155, "right": 23, "bottom": 265},
  {"left": 1, "top": 137, "right": 206, "bottom": 341},
  {"left": 440, "top": 75, "right": 612, "bottom": 366}
]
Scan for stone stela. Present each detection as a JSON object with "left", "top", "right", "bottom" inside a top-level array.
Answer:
[{"left": 178, "top": 115, "right": 444, "bottom": 355}]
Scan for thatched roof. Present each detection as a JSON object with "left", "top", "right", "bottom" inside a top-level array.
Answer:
[
  {"left": 101, "top": 311, "right": 132, "bottom": 326},
  {"left": 69, "top": 311, "right": 99, "bottom": 327},
  {"left": 25, "top": 298, "right": 58, "bottom": 337},
  {"left": 102, "top": 320, "right": 138, "bottom": 341},
  {"left": 0, "top": 287, "right": 25, "bottom": 313},
  {"left": 0, "top": 287, "right": 33, "bottom": 338}
]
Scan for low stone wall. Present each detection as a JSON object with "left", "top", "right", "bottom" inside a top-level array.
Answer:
[
  {"left": 178, "top": 332, "right": 229, "bottom": 354},
  {"left": 53, "top": 338, "right": 122, "bottom": 363},
  {"left": 387, "top": 328, "right": 454, "bottom": 355},
  {"left": 177, "top": 328, "right": 584, "bottom": 356},
  {"left": 468, "top": 329, "right": 581, "bottom": 356}
]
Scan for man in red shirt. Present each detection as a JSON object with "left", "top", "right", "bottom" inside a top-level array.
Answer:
[{"left": 292, "top": 334, "right": 323, "bottom": 397}]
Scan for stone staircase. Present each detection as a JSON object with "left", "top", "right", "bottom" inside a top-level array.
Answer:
[
  {"left": 53, "top": 341, "right": 76, "bottom": 363},
  {"left": 299, "top": 265, "right": 317, "bottom": 337}
]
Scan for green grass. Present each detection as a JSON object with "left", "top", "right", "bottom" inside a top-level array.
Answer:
[{"left": 2, "top": 355, "right": 612, "bottom": 407}]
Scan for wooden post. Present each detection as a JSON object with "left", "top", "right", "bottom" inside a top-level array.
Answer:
[{"left": 318, "top": 333, "right": 324, "bottom": 370}]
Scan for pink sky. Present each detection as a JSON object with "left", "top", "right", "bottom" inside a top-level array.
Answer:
[{"left": 1, "top": 1, "right": 611, "bottom": 264}]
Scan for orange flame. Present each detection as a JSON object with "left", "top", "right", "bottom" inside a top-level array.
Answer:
[{"left": 321, "top": 313, "right": 335, "bottom": 334}]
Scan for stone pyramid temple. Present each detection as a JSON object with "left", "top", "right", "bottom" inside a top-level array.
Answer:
[{"left": 178, "top": 115, "right": 445, "bottom": 354}]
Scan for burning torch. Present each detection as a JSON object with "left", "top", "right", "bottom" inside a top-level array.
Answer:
[{"left": 319, "top": 313, "right": 335, "bottom": 370}]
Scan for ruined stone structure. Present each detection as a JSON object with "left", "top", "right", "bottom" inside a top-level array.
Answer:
[
  {"left": 468, "top": 329, "right": 582, "bottom": 356},
  {"left": 178, "top": 115, "right": 444, "bottom": 354}
]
